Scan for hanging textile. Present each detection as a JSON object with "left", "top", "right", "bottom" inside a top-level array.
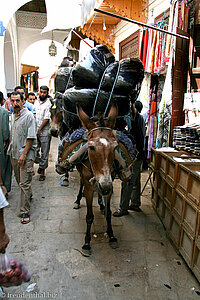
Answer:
[
  {"left": 156, "top": 55, "right": 173, "bottom": 147},
  {"left": 137, "top": 73, "right": 151, "bottom": 113},
  {"left": 147, "top": 76, "right": 158, "bottom": 158},
  {"left": 142, "top": 29, "right": 148, "bottom": 69},
  {"left": 139, "top": 29, "right": 145, "bottom": 62},
  {"left": 154, "top": 32, "right": 162, "bottom": 74},
  {"left": 145, "top": 29, "right": 153, "bottom": 73}
]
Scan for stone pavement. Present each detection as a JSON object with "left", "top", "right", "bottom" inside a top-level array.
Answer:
[{"left": 2, "top": 137, "right": 200, "bottom": 300}]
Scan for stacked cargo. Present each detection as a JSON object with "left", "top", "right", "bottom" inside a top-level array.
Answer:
[{"left": 55, "top": 45, "right": 144, "bottom": 130}]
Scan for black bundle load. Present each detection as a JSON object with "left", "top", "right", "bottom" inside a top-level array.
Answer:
[
  {"left": 54, "top": 57, "right": 76, "bottom": 93},
  {"left": 101, "top": 58, "right": 144, "bottom": 101},
  {"left": 64, "top": 87, "right": 130, "bottom": 117},
  {"left": 72, "top": 45, "right": 115, "bottom": 89}
]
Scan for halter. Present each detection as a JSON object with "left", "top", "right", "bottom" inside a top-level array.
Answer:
[{"left": 87, "top": 127, "right": 113, "bottom": 137}]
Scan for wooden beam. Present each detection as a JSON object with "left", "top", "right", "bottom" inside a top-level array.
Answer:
[{"left": 94, "top": 8, "right": 190, "bottom": 40}]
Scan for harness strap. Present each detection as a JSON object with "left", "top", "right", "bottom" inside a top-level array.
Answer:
[
  {"left": 81, "top": 162, "right": 90, "bottom": 170},
  {"left": 87, "top": 127, "right": 113, "bottom": 136}
]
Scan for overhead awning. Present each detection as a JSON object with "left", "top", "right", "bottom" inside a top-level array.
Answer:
[
  {"left": 41, "top": 0, "right": 103, "bottom": 33},
  {"left": 21, "top": 64, "right": 39, "bottom": 75}
]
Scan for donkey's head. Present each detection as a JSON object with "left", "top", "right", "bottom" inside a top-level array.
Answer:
[{"left": 77, "top": 104, "right": 118, "bottom": 196}]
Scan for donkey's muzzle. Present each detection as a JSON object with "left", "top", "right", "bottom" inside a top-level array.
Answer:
[
  {"left": 50, "top": 128, "right": 59, "bottom": 137},
  {"left": 98, "top": 182, "right": 113, "bottom": 196}
]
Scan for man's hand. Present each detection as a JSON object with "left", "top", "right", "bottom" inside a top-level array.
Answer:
[
  {"left": 37, "top": 129, "right": 41, "bottom": 138},
  {"left": 1, "top": 186, "right": 7, "bottom": 196},
  {"left": 18, "top": 153, "right": 27, "bottom": 167},
  {"left": 0, "top": 231, "right": 9, "bottom": 253}
]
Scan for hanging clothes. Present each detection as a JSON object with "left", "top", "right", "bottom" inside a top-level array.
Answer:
[
  {"left": 154, "top": 32, "right": 162, "bottom": 74},
  {"left": 147, "top": 76, "right": 158, "bottom": 158},
  {"left": 149, "top": 31, "right": 158, "bottom": 74},
  {"left": 156, "top": 55, "right": 173, "bottom": 147},
  {"left": 145, "top": 29, "right": 153, "bottom": 73},
  {"left": 139, "top": 29, "right": 145, "bottom": 62},
  {"left": 137, "top": 73, "right": 151, "bottom": 113},
  {"left": 142, "top": 29, "right": 148, "bottom": 69}
]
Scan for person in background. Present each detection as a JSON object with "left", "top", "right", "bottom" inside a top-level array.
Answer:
[
  {"left": 0, "top": 105, "right": 12, "bottom": 196},
  {"left": 10, "top": 86, "right": 36, "bottom": 115},
  {"left": 0, "top": 185, "right": 9, "bottom": 253},
  {"left": 27, "top": 92, "right": 36, "bottom": 105},
  {"left": 0, "top": 92, "right": 5, "bottom": 107},
  {"left": 8, "top": 91, "right": 37, "bottom": 224},
  {"left": 34, "top": 86, "right": 52, "bottom": 181},
  {"left": 4, "top": 93, "right": 11, "bottom": 112},
  {"left": 113, "top": 101, "right": 146, "bottom": 216}
]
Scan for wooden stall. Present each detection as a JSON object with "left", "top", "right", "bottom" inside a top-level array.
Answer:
[{"left": 151, "top": 147, "right": 200, "bottom": 281}]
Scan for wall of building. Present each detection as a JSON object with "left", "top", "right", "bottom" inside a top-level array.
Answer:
[
  {"left": 114, "top": 21, "right": 140, "bottom": 59},
  {"left": 113, "top": 0, "right": 170, "bottom": 59}
]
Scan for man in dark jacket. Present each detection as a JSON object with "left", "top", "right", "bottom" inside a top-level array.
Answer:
[{"left": 113, "top": 101, "right": 146, "bottom": 216}]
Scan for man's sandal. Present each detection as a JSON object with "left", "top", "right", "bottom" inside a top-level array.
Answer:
[
  {"left": 129, "top": 205, "right": 142, "bottom": 212},
  {"left": 21, "top": 213, "right": 30, "bottom": 224},
  {"left": 113, "top": 209, "right": 129, "bottom": 217},
  {"left": 39, "top": 175, "right": 46, "bottom": 181}
]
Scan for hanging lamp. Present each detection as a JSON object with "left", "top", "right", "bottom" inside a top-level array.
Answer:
[{"left": 49, "top": 31, "right": 57, "bottom": 56}]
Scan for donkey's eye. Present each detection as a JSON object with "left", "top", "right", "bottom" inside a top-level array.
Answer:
[{"left": 89, "top": 145, "right": 95, "bottom": 151}]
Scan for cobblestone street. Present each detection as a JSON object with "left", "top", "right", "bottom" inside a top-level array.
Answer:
[{"left": 2, "top": 137, "right": 200, "bottom": 300}]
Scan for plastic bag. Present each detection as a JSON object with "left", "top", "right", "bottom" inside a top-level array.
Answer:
[
  {"left": 101, "top": 58, "right": 144, "bottom": 96},
  {"left": 64, "top": 87, "right": 130, "bottom": 117},
  {"left": 54, "top": 67, "right": 74, "bottom": 93},
  {"left": 59, "top": 56, "right": 76, "bottom": 68},
  {"left": 72, "top": 45, "right": 115, "bottom": 89},
  {"left": 0, "top": 253, "right": 31, "bottom": 287}
]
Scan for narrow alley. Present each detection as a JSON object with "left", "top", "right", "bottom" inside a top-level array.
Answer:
[{"left": 2, "top": 137, "right": 200, "bottom": 300}]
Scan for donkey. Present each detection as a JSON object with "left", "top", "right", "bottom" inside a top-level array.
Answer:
[
  {"left": 51, "top": 96, "right": 105, "bottom": 211},
  {"left": 75, "top": 103, "right": 118, "bottom": 250}
]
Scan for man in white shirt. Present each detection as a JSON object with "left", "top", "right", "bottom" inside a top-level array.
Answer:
[
  {"left": 34, "top": 86, "right": 52, "bottom": 181},
  {"left": 8, "top": 91, "right": 37, "bottom": 224}
]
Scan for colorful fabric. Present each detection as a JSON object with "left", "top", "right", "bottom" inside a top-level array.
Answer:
[
  {"left": 150, "top": 31, "right": 158, "bottom": 74},
  {"left": 156, "top": 56, "right": 173, "bottom": 147},
  {"left": 147, "top": 115, "right": 155, "bottom": 159},
  {"left": 68, "top": 141, "right": 88, "bottom": 165},
  {"left": 115, "top": 131, "right": 135, "bottom": 159},
  {"left": 145, "top": 29, "right": 153, "bottom": 73},
  {"left": 142, "top": 29, "right": 148, "bottom": 69},
  {"left": 67, "top": 128, "right": 87, "bottom": 144}
]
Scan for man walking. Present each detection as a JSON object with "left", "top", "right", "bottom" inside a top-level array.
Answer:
[
  {"left": 10, "top": 86, "right": 36, "bottom": 115},
  {"left": 34, "top": 86, "right": 52, "bottom": 181},
  {"left": 8, "top": 91, "right": 37, "bottom": 224},
  {"left": 113, "top": 101, "right": 146, "bottom": 216}
]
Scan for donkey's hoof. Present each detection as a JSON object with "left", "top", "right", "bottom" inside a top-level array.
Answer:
[
  {"left": 82, "top": 243, "right": 91, "bottom": 250},
  {"left": 109, "top": 236, "right": 117, "bottom": 243},
  {"left": 73, "top": 203, "right": 81, "bottom": 209},
  {"left": 109, "top": 236, "right": 118, "bottom": 249}
]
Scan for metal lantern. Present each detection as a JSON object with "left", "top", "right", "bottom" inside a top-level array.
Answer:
[{"left": 49, "top": 31, "right": 57, "bottom": 56}]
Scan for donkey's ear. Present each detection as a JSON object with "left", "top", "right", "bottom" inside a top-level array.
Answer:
[
  {"left": 106, "top": 103, "right": 118, "bottom": 129},
  {"left": 76, "top": 105, "right": 91, "bottom": 129}
]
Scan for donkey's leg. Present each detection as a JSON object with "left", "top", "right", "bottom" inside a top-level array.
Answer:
[
  {"left": 98, "top": 194, "right": 105, "bottom": 212},
  {"left": 82, "top": 187, "right": 94, "bottom": 250},
  {"left": 74, "top": 181, "right": 83, "bottom": 209},
  {"left": 105, "top": 196, "right": 117, "bottom": 243}
]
